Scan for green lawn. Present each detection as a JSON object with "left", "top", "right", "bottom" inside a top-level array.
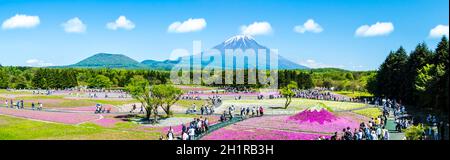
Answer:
[
  {"left": 5, "top": 96, "right": 139, "bottom": 108},
  {"left": 352, "top": 108, "right": 382, "bottom": 118},
  {"left": 0, "top": 115, "right": 159, "bottom": 140},
  {"left": 88, "top": 99, "right": 139, "bottom": 106},
  {"left": 175, "top": 99, "right": 209, "bottom": 108},
  {"left": 333, "top": 91, "right": 373, "bottom": 98},
  {"left": 0, "top": 89, "right": 31, "bottom": 95},
  {"left": 222, "top": 98, "right": 366, "bottom": 112}
]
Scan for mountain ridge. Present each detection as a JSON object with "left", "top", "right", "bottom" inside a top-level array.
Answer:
[{"left": 62, "top": 35, "right": 308, "bottom": 70}]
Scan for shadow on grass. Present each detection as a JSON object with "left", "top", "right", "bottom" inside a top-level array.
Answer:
[{"left": 113, "top": 114, "right": 170, "bottom": 124}]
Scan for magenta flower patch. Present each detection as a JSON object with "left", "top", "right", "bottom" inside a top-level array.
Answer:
[
  {"left": 288, "top": 108, "right": 337, "bottom": 124},
  {"left": 201, "top": 110, "right": 365, "bottom": 140},
  {"left": 202, "top": 125, "right": 329, "bottom": 140},
  {"left": 92, "top": 118, "right": 120, "bottom": 127}
]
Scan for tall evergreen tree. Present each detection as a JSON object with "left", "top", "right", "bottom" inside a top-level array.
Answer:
[
  {"left": 375, "top": 47, "right": 409, "bottom": 100},
  {"left": 433, "top": 36, "right": 449, "bottom": 112},
  {"left": 405, "top": 43, "right": 433, "bottom": 104}
]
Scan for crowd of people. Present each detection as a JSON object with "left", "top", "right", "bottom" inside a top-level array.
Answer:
[
  {"left": 32, "top": 89, "right": 53, "bottom": 95},
  {"left": 424, "top": 114, "right": 448, "bottom": 140},
  {"left": 181, "top": 95, "right": 201, "bottom": 100},
  {"left": 218, "top": 105, "right": 264, "bottom": 122},
  {"left": 3, "top": 99, "right": 43, "bottom": 110},
  {"left": 64, "top": 88, "right": 129, "bottom": 99},
  {"left": 217, "top": 86, "right": 255, "bottom": 94},
  {"left": 322, "top": 116, "right": 390, "bottom": 140},
  {"left": 293, "top": 89, "right": 365, "bottom": 102},
  {"left": 94, "top": 103, "right": 112, "bottom": 114},
  {"left": 186, "top": 103, "right": 215, "bottom": 115},
  {"left": 238, "top": 105, "right": 264, "bottom": 119},
  {"left": 208, "top": 95, "right": 222, "bottom": 106},
  {"left": 161, "top": 117, "right": 210, "bottom": 140}
]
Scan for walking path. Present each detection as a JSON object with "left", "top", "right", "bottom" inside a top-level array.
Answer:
[
  {"left": 385, "top": 114, "right": 406, "bottom": 140},
  {"left": 369, "top": 105, "right": 406, "bottom": 140}
]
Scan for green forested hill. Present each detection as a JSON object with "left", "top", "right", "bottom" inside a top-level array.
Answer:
[{"left": 69, "top": 53, "right": 146, "bottom": 69}]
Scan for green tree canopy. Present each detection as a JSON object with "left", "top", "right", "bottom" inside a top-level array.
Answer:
[
  {"left": 281, "top": 81, "right": 298, "bottom": 109},
  {"left": 150, "top": 84, "right": 183, "bottom": 117},
  {"left": 126, "top": 75, "right": 154, "bottom": 120},
  {"left": 88, "top": 75, "right": 112, "bottom": 89}
]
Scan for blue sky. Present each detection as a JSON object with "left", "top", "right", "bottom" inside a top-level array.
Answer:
[{"left": 0, "top": 0, "right": 448, "bottom": 70}]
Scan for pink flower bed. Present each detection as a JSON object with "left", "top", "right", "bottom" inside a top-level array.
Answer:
[
  {"left": 201, "top": 111, "right": 366, "bottom": 140},
  {"left": 61, "top": 105, "right": 117, "bottom": 112},
  {"left": 236, "top": 114, "right": 361, "bottom": 133},
  {"left": 92, "top": 118, "right": 120, "bottom": 127},
  {"left": 183, "top": 91, "right": 280, "bottom": 97},
  {"left": 61, "top": 106, "right": 97, "bottom": 112},
  {"left": 287, "top": 108, "right": 337, "bottom": 124},
  {"left": 0, "top": 107, "right": 99, "bottom": 124},
  {"left": 202, "top": 125, "right": 329, "bottom": 140}
]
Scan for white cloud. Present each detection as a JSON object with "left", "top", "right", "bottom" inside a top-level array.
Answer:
[
  {"left": 240, "top": 21, "right": 272, "bottom": 36},
  {"left": 2, "top": 14, "right": 40, "bottom": 30},
  {"left": 62, "top": 17, "right": 86, "bottom": 33},
  {"left": 106, "top": 16, "right": 135, "bottom": 30},
  {"left": 26, "top": 59, "right": 53, "bottom": 67},
  {"left": 355, "top": 22, "right": 394, "bottom": 37},
  {"left": 167, "top": 18, "right": 207, "bottom": 33},
  {"left": 294, "top": 19, "right": 323, "bottom": 34},
  {"left": 429, "top": 25, "right": 449, "bottom": 38},
  {"left": 299, "top": 59, "right": 344, "bottom": 68}
]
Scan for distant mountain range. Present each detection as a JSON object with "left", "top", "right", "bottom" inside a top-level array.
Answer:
[{"left": 61, "top": 35, "right": 308, "bottom": 70}]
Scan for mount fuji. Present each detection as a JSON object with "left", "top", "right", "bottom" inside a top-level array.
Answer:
[
  {"left": 177, "top": 35, "right": 308, "bottom": 70},
  {"left": 64, "top": 35, "right": 307, "bottom": 70}
]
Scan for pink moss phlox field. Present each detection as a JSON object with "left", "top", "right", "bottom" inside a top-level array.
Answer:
[
  {"left": 183, "top": 91, "right": 280, "bottom": 97},
  {"left": 92, "top": 118, "right": 120, "bottom": 127},
  {"left": 202, "top": 125, "right": 329, "bottom": 140},
  {"left": 288, "top": 108, "right": 337, "bottom": 124},
  {"left": 61, "top": 105, "right": 117, "bottom": 112},
  {"left": 203, "top": 112, "right": 364, "bottom": 140},
  {"left": 0, "top": 107, "right": 99, "bottom": 124}
]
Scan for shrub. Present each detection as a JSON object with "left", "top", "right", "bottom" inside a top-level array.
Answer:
[{"left": 404, "top": 124, "right": 426, "bottom": 140}]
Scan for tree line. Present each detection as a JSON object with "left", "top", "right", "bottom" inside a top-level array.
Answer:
[
  {"left": 0, "top": 65, "right": 373, "bottom": 92},
  {"left": 0, "top": 67, "right": 169, "bottom": 89},
  {"left": 367, "top": 36, "right": 449, "bottom": 113}
]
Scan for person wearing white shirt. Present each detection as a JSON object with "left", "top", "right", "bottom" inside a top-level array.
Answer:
[
  {"left": 167, "top": 131, "right": 174, "bottom": 140},
  {"left": 371, "top": 131, "right": 378, "bottom": 140},
  {"left": 182, "top": 132, "right": 189, "bottom": 140},
  {"left": 188, "top": 127, "right": 196, "bottom": 140}
]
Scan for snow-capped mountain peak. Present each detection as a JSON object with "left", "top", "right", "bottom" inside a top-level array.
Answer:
[
  {"left": 223, "top": 35, "right": 255, "bottom": 44},
  {"left": 215, "top": 35, "right": 265, "bottom": 50}
]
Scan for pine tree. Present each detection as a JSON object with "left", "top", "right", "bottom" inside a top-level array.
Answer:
[
  {"left": 376, "top": 47, "right": 409, "bottom": 100},
  {"left": 433, "top": 36, "right": 449, "bottom": 112},
  {"left": 405, "top": 43, "right": 433, "bottom": 104}
]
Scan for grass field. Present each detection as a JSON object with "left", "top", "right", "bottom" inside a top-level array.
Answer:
[
  {"left": 87, "top": 99, "right": 139, "bottom": 106},
  {"left": 222, "top": 98, "right": 367, "bottom": 112},
  {"left": 0, "top": 89, "right": 31, "bottom": 95},
  {"left": 333, "top": 91, "right": 373, "bottom": 98},
  {"left": 0, "top": 115, "right": 159, "bottom": 140},
  {"left": 352, "top": 108, "right": 382, "bottom": 118},
  {"left": 174, "top": 99, "right": 209, "bottom": 108},
  {"left": 2, "top": 95, "right": 139, "bottom": 108}
]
